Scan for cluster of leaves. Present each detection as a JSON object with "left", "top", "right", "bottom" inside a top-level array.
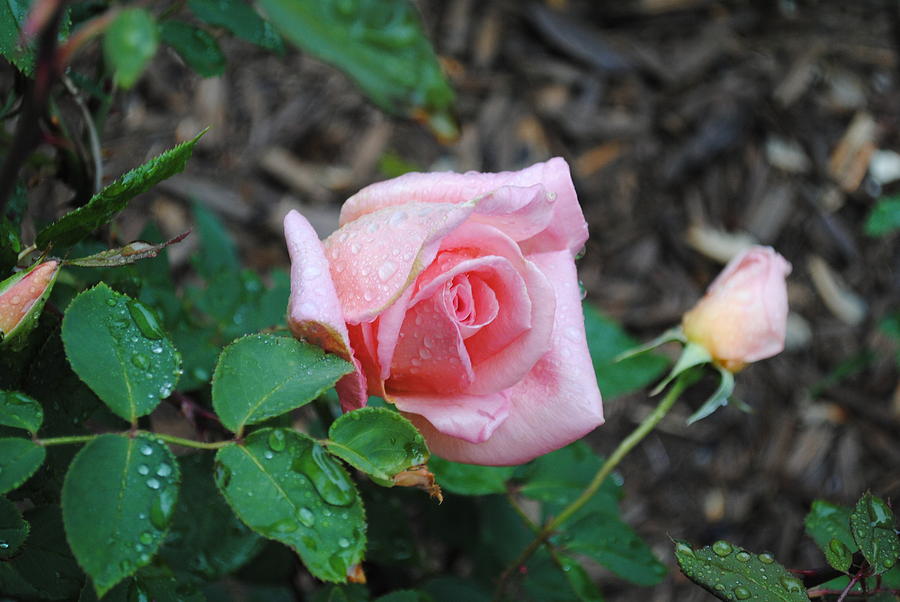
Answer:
[{"left": 674, "top": 491, "right": 900, "bottom": 601}]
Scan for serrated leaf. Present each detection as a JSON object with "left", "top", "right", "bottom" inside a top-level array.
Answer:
[
  {"left": 0, "top": 505, "right": 83, "bottom": 600},
  {"left": 849, "top": 493, "right": 900, "bottom": 575},
  {"left": 65, "top": 231, "right": 190, "bottom": 268},
  {"left": 427, "top": 456, "right": 515, "bottom": 495},
  {"left": 0, "top": 0, "right": 36, "bottom": 73},
  {"left": 160, "top": 21, "right": 226, "bottom": 77},
  {"left": 257, "top": 0, "right": 454, "bottom": 127},
  {"left": 583, "top": 304, "right": 669, "bottom": 399},
  {"left": 804, "top": 500, "right": 856, "bottom": 552},
  {"left": 0, "top": 390, "right": 43, "bottom": 433},
  {"left": 824, "top": 538, "right": 852, "bottom": 573},
  {"left": 103, "top": 8, "right": 159, "bottom": 88},
  {"left": 62, "top": 433, "right": 181, "bottom": 596},
  {"left": 188, "top": 0, "right": 283, "bottom": 51},
  {"left": 327, "top": 408, "right": 428, "bottom": 485},
  {"left": 212, "top": 334, "right": 352, "bottom": 433},
  {"left": 0, "top": 438, "right": 45, "bottom": 494},
  {"left": 160, "top": 454, "right": 263, "bottom": 582},
  {"left": 673, "top": 540, "right": 809, "bottom": 601},
  {"left": 0, "top": 495, "right": 28, "bottom": 559},
  {"left": 214, "top": 428, "right": 366, "bottom": 582},
  {"left": 79, "top": 564, "right": 206, "bottom": 602},
  {"left": 36, "top": 131, "right": 205, "bottom": 250},
  {"left": 61, "top": 284, "right": 181, "bottom": 423}
]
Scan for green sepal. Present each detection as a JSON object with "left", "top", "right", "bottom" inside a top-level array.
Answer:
[
  {"left": 849, "top": 493, "right": 900, "bottom": 575},
  {"left": 0, "top": 261, "right": 60, "bottom": 350},
  {"left": 673, "top": 539, "right": 809, "bottom": 601},
  {"left": 64, "top": 231, "right": 190, "bottom": 268},
  {"left": 614, "top": 326, "right": 686, "bottom": 363},
  {"left": 686, "top": 364, "right": 736, "bottom": 424},
  {"left": 650, "top": 340, "right": 711, "bottom": 396},
  {"left": 326, "top": 408, "right": 429, "bottom": 486}
]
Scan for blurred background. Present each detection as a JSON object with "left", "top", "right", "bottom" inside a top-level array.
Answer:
[{"left": 25, "top": 0, "right": 900, "bottom": 599}]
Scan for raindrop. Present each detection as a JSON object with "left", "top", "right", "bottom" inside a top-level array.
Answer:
[
  {"left": 350, "top": 243, "right": 360, "bottom": 254},
  {"left": 156, "top": 463, "right": 172, "bottom": 478},
  {"left": 291, "top": 444, "right": 355, "bottom": 506},
  {"left": 297, "top": 507, "right": 315, "bottom": 527},
  {"left": 780, "top": 576, "right": 803, "bottom": 593},
  {"left": 127, "top": 300, "right": 164, "bottom": 340},
  {"left": 758, "top": 552, "right": 775, "bottom": 564},
  {"left": 0, "top": 541, "right": 8, "bottom": 549},
  {"left": 151, "top": 345, "right": 163, "bottom": 354},
  {"left": 214, "top": 462, "right": 231, "bottom": 487},
  {"left": 268, "top": 429, "right": 287, "bottom": 452},
  {"left": 884, "top": 557, "right": 896, "bottom": 569},
  {"left": 733, "top": 586, "right": 751, "bottom": 600},
  {"left": 389, "top": 211, "right": 408, "bottom": 227},
  {"left": 377, "top": 261, "right": 397, "bottom": 282},
  {"left": 146, "top": 478, "right": 161, "bottom": 490},
  {"left": 712, "top": 541, "right": 733, "bottom": 557},
  {"left": 338, "top": 537, "right": 350, "bottom": 548},
  {"left": 139, "top": 444, "right": 153, "bottom": 456},
  {"left": 105, "top": 297, "right": 118, "bottom": 307},
  {"left": 867, "top": 496, "right": 893, "bottom": 528},
  {"left": 150, "top": 489, "right": 177, "bottom": 530},
  {"left": 419, "top": 347, "right": 432, "bottom": 360},
  {"left": 736, "top": 551, "right": 751, "bottom": 562},
  {"left": 139, "top": 532, "right": 153, "bottom": 545},
  {"left": 271, "top": 518, "right": 299, "bottom": 534},
  {"left": 264, "top": 450, "right": 274, "bottom": 460},
  {"left": 131, "top": 354, "right": 150, "bottom": 370},
  {"left": 137, "top": 464, "right": 150, "bottom": 475}
]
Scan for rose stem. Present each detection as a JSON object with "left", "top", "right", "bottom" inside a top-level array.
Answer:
[{"left": 493, "top": 374, "right": 688, "bottom": 600}]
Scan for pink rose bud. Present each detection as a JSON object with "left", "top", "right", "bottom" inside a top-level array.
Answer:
[
  {"left": 682, "top": 246, "right": 791, "bottom": 372},
  {"left": 284, "top": 158, "right": 603, "bottom": 465},
  {"left": 0, "top": 261, "right": 59, "bottom": 337}
]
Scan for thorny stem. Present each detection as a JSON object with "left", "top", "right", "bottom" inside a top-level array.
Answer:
[
  {"left": 493, "top": 376, "right": 689, "bottom": 600},
  {"left": 37, "top": 430, "right": 234, "bottom": 450}
]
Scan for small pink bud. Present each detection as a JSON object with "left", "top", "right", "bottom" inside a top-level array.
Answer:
[
  {"left": 682, "top": 247, "right": 791, "bottom": 372},
  {"left": 0, "top": 261, "right": 59, "bottom": 335}
]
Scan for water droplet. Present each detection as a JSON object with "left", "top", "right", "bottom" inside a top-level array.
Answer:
[
  {"left": 215, "top": 462, "right": 231, "bottom": 488},
  {"left": 139, "top": 531, "right": 153, "bottom": 545},
  {"left": 867, "top": 496, "right": 893, "bottom": 528},
  {"left": 297, "top": 507, "right": 315, "bottom": 527},
  {"left": 736, "top": 551, "right": 751, "bottom": 562},
  {"left": 137, "top": 464, "right": 150, "bottom": 475},
  {"left": 127, "top": 300, "right": 164, "bottom": 340},
  {"left": 780, "top": 576, "right": 803, "bottom": 593},
  {"left": 264, "top": 450, "right": 274, "bottom": 460},
  {"left": 302, "top": 535, "right": 318, "bottom": 551},
  {"left": 290, "top": 444, "right": 355, "bottom": 506},
  {"left": 713, "top": 583, "right": 725, "bottom": 591},
  {"left": 156, "top": 463, "right": 172, "bottom": 478},
  {"left": 131, "top": 353, "right": 150, "bottom": 370},
  {"left": 884, "top": 557, "right": 896, "bottom": 569},
  {"left": 733, "top": 586, "right": 751, "bottom": 599},
  {"left": 712, "top": 540, "right": 733, "bottom": 557},
  {"left": 271, "top": 518, "right": 298, "bottom": 534},
  {"left": 0, "top": 541, "right": 8, "bottom": 549},
  {"left": 377, "top": 261, "right": 397, "bottom": 282},
  {"left": 149, "top": 488, "right": 176, "bottom": 529},
  {"left": 151, "top": 345, "right": 162, "bottom": 354},
  {"left": 106, "top": 297, "right": 118, "bottom": 307},
  {"left": 146, "top": 478, "right": 161, "bottom": 490},
  {"left": 758, "top": 552, "right": 775, "bottom": 564},
  {"left": 268, "top": 429, "right": 286, "bottom": 452},
  {"left": 139, "top": 444, "right": 153, "bottom": 456},
  {"left": 338, "top": 537, "right": 350, "bottom": 548},
  {"left": 419, "top": 347, "right": 432, "bottom": 360},
  {"left": 350, "top": 243, "right": 360, "bottom": 254},
  {"left": 389, "top": 211, "right": 408, "bottom": 227}
]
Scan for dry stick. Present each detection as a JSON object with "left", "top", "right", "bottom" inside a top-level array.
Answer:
[{"left": 493, "top": 375, "right": 689, "bottom": 600}]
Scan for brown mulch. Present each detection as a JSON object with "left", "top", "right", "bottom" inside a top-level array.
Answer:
[{"left": 46, "top": 0, "right": 900, "bottom": 599}]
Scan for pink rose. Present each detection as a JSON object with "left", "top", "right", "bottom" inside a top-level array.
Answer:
[
  {"left": 682, "top": 246, "right": 792, "bottom": 372},
  {"left": 0, "top": 261, "right": 59, "bottom": 336},
  {"left": 284, "top": 158, "right": 603, "bottom": 465}
]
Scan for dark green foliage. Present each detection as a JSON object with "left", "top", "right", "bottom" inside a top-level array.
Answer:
[
  {"left": 188, "top": 0, "right": 284, "bottom": 51},
  {"left": 103, "top": 9, "right": 159, "bottom": 88},
  {"left": 160, "top": 21, "right": 227, "bottom": 78}
]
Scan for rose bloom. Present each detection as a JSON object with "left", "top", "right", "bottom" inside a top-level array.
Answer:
[
  {"left": 284, "top": 158, "right": 603, "bottom": 465},
  {"left": 682, "top": 246, "right": 791, "bottom": 372},
  {"left": 0, "top": 261, "right": 59, "bottom": 335}
]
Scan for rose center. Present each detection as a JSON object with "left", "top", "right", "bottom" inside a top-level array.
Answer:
[{"left": 444, "top": 274, "right": 499, "bottom": 338}]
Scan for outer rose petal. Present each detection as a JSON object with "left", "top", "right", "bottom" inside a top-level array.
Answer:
[
  {"left": 403, "top": 251, "right": 603, "bottom": 465},
  {"left": 339, "top": 157, "right": 587, "bottom": 257},
  {"left": 284, "top": 211, "right": 366, "bottom": 411},
  {"left": 392, "top": 391, "right": 511, "bottom": 444}
]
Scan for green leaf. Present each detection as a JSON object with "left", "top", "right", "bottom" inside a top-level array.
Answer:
[
  {"left": 160, "top": 21, "right": 227, "bottom": 77},
  {"left": 214, "top": 428, "right": 366, "bottom": 582},
  {"left": 427, "top": 456, "right": 515, "bottom": 495},
  {"left": 804, "top": 500, "right": 856, "bottom": 552},
  {"left": 0, "top": 495, "right": 28, "bottom": 559},
  {"left": 0, "top": 390, "right": 43, "bottom": 433},
  {"left": 555, "top": 554, "right": 604, "bottom": 601},
  {"left": 518, "top": 441, "right": 612, "bottom": 507},
  {"left": 188, "top": 0, "right": 283, "bottom": 51},
  {"left": 583, "top": 304, "right": 669, "bottom": 399},
  {"left": 0, "top": 438, "right": 46, "bottom": 494},
  {"left": 64, "top": 231, "right": 190, "bottom": 268},
  {"left": 824, "top": 538, "right": 852, "bottom": 573},
  {"left": 0, "top": 505, "right": 83, "bottom": 600},
  {"left": 865, "top": 196, "right": 900, "bottom": 237},
  {"left": 192, "top": 203, "right": 239, "bottom": 280},
  {"left": 375, "top": 591, "right": 434, "bottom": 602},
  {"left": 311, "top": 583, "right": 370, "bottom": 602},
  {"left": 79, "top": 565, "right": 206, "bottom": 602},
  {"left": 62, "top": 433, "right": 181, "bottom": 596},
  {"left": 160, "top": 454, "right": 263, "bottom": 582},
  {"left": 103, "top": 8, "right": 159, "bottom": 88},
  {"left": 61, "top": 284, "right": 181, "bottom": 423},
  {"left": 673, "top": 540, "right": 809, "bottom": 601},
  {"left": 849, "top": 493, "right": 900, "bottom": 575},
  {"left": 212, "top": 334, "right": 352, "bottom": 433},
  {"left": 422, "top": 577, "right": 490, "bottom": 602},
  {"left": 327, "top": 408, "right": 429, "bottom": 485},
  {"left": 0, "top": 0, "right": 35, "bottom": 73},
  {"left": 36, "top": 131, "right": 205, "bottom": 250},
  {"left": 256, "top": 0, "right": 454, "bottom": 125}
]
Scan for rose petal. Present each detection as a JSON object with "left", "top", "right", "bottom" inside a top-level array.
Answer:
[
  {"left": 393, "top": 391, "right": 511, "bottom": 444},
  {"left": 324, "top": 202, "right": 474, "bottom": 324},
  {"left": 340, "top": 157, "right": 587, "bottom": 256},
  {"left": 408, "top": 250, "right": 603, "bottom": 465},
  {"left": 284, "top": 211, "right": 366, "bottom": 411}
]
